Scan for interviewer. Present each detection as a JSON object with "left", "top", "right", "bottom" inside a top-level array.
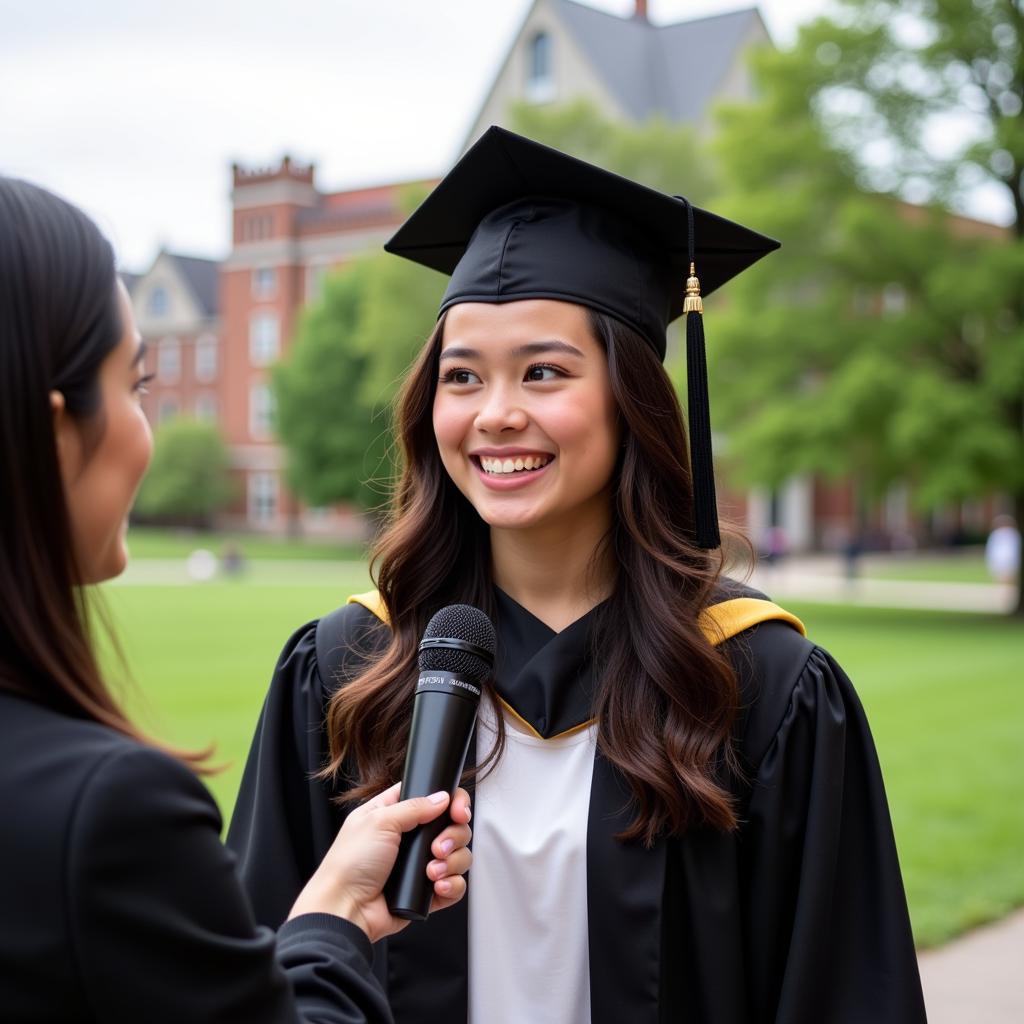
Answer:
[{"left": 0, "top": 175, "right": 472, "bottom": 1023}]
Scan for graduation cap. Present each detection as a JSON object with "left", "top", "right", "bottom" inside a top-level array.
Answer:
[{"left": 385, "top": 126, "right": 780, "bottom": 550}]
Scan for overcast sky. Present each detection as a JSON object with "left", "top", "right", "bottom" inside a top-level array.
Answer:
[{"left": 0, "top": 0, "right": 960, "bottom": 271}]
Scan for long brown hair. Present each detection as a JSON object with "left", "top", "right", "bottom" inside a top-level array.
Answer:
[
  {"left": 324, "top": 307, "right": 741, "bottom": 844},
  {"left": 0, "top": 177, "right": 208, "bottom": 769}
]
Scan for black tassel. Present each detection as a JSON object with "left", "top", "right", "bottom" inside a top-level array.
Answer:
[{"left": 685, "top": 297, "right": 720, "bottom": 550}]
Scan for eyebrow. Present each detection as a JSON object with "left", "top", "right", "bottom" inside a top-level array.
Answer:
[
  {"left": 131, "top": 340, "right": 148, "bottom": 368},
  {"left": 438, "top": 340, "right": 585, "bottom": 362}
]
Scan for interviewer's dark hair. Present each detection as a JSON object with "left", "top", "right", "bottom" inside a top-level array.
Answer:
[
  {"left": 0, "top": 177, "right": 207, "bottom": 765},
  {"left": 323, "top": 307, "right": 742, "bottom": 844}
]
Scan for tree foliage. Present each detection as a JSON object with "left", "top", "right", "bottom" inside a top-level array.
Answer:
[
  {"left": 273, "top": 249, "right": 444, "bottom": 511},
  {"left": 510, "top": 99, "right": 716, "bottom": 202},
  {"left": 134, "top": 418, "right": 234, "bottom": 525},
  {"left": 708, "top": 0, "right": 1024, "bottom": 608}
]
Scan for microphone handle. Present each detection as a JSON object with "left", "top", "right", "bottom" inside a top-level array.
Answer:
[{"left": 384, "top": 689, "right": 479, "bottom": 920}]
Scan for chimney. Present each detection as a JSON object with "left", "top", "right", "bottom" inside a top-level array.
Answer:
[{"left": 634, "top": 0, "right": 648, "bottom": 20}]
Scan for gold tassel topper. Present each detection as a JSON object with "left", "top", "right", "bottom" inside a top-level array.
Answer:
[{"left": 683, "top": 261, "right": 703, "bottom": 315}]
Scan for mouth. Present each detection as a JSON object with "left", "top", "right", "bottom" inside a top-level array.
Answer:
[
  {"left": 469, "top": 452, "right": 555, "bottom": 490},
  {"left": 473, "top": 454, "right": 554, "bottom": 476}
]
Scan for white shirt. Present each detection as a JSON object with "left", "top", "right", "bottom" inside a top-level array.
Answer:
[{"left": 468, "top": 700, "right": 598, "bottom": 1024}]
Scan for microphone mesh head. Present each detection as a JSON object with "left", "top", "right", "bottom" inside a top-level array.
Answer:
[{"left": 419, "top": 604, "right": 496, "bottom": 682}]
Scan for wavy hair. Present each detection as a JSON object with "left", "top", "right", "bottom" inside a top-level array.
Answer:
[{"left": 323, "top": 308, "right": 742, "bottom": 844}]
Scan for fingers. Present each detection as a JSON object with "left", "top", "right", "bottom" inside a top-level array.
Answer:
[
  {"left": 449, "top": 787, "right": 472, "bottom": 824},
  {"left": 376, "top": 790, "right": 450, "bottom": 833},
  {"left": 431, "top": 822, "right": 472, "bottom": 860},
  {"left": 428, "top": 846, "right": 471, "bottom": 882},
  {"left": 429, "top": 874, "right": 467, "bottom": 912},
  {"left": 359, "top": 781, "right": 403, "bottom": 814}
]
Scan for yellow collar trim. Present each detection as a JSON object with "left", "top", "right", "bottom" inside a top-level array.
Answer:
[{"left": 345, "top": 589, "right": 805, "bottom": 742}]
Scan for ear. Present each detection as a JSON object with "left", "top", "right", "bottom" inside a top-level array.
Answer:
[{"left": 50, "top": 390, "right": 82, "bottom": 481}]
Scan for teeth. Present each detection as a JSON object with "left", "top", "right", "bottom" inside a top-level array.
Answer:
[{"left": 479, "top": 455, "right": 550, "bottom": 475}]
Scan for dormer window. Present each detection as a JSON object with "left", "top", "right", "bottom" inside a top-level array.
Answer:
[
  {"left": 526, "top": 31, "right": 555, "bottom": 103},
  {"left": 148, "top": 286, "right": 169, "bottom": 316}
]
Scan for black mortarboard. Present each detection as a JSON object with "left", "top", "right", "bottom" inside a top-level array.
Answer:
[{"left": 384, "top": 126, "right": 780, "bottom": 549}]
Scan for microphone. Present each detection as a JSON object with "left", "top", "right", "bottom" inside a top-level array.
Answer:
[{"left": 385, "top": 603, "right": 496, "bottom": 921}]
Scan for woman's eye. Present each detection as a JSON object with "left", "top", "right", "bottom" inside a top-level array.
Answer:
[
  {"left": 133, "top": 373, "right": 155, "bottom": 396},
  {"left": 440, "top": 368, "right": 481, "bottom": 385},
  {"left": 525, "top": 364, "right": 562, "bottom": 382}
]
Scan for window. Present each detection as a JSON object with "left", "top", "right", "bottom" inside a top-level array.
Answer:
[
  {"left": 249, "top": 384, "right": 275, "bottom": 438},
  {"left": 195, "top": 393, "right": 218, "bottom": 422},
  {"left": 157, "top": 395, "right": 179, "bottom": 424},
  {"left": 252, "top": 267, "right": 277, "bottom": 298},
  {"left": 525, "top": 31, "right": 555, "bottom": 103},
  {"left": 250, "top": 313, "right": 280, "bottom": 366},
  {"left": 195, "top": 334, "right": 218, "bottom": 382},
  {"left": 147, "top": 286, "right": 169, "bottom": 316},
  {"left": 157, "top": 337, "right": 181, "bottom": 382},
  {"left": 242, "top": 214, "right": 274, "bottom": 241},
  {"left": 248, "top": 472, "right": 279, "bottom": 525}
]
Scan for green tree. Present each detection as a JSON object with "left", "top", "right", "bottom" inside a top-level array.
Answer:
[
  {"left": 510, "top": 99, "right": 716, "bottom": 201},
  {"left": 708, "top": 0, "right": 1024, "bottom": 612},
  {"left": 273, "top": 249, "right": 444, "bottom": 512},
  {"left": 134, "top": 418, "right": 234, "bottom": 526}
]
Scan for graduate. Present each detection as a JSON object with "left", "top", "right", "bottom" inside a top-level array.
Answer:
[{"left": 227, "top": 128, "right": 927, "bottom": 1023}]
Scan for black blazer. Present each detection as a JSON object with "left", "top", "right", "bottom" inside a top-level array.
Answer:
[{"left": 0, "top": 689, "right": 392, "bottom": 1023}]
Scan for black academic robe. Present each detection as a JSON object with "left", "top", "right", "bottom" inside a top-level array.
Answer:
[
  {"left": 0, "top": 689, "right": 392, "bottom": 1024},
  {"left": 227, "top": 580, "right": 926, "bottom": 1024}
]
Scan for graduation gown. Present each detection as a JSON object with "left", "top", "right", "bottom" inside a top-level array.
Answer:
[{"left": 226, "top": 580, "right": 926, "bottom": 1023}]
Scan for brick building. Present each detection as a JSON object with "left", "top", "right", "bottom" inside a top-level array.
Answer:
[
  {"left": 217, "top": 158, "right": 433, "bottom": 532},
  {"left": 127, "top": 251, "right": 221, "bottom": 432}
]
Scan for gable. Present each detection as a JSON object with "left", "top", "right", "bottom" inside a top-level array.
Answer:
[{"left": 132, "top": 252, "right": 217, "bottom": 335}]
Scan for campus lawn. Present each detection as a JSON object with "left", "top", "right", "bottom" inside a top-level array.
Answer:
[
  {"left": 99, "top": 574, "right": 1023, "bottom": 949},
  {"left": 789, "top": 602, "right": 1024, "bottom": 948},
  {"left": 861, "top": 553, "right": 993, "bottom": 584},
  {"left": 124, "top": 524, "right": 368, "bottom": 562}
]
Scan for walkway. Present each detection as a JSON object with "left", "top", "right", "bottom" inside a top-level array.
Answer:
[
  {"left": 919, "top": 908, "right": 1024, "bottom": 1023},
  {"left": 748, "top": 558, "right": 1016, "bottom": 614}
]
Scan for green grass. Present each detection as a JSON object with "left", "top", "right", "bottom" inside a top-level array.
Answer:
[
  {"left": 788, "top": 602, "right": 1024, "bottom": 948},
  {"left": 98, "top": 573, "right": 1023, "bottom": 949},
  {"left": 99, "top": 565, "right": 372, "bottom": 815},
  {"left": 861, "top": 554, "right": 993, "bottom": 584},
  {"left": 125, "top": 525, "right": 369, "bottom": 562}
]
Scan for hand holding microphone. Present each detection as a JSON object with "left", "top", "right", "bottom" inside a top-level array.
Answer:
[{"left": 288, "top": 782, "right": 473, "bottom": 942}]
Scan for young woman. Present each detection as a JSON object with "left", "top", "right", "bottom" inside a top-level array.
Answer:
[
  {"left": 228, "top": 129, "right": 927, "bottom": 1023},
  {"left": 0, "top": 176, "right": 473, "bottom": 1024}
]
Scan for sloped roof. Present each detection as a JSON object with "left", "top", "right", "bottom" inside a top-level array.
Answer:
[
  {"left": 165, "top": 253, "right": 219, "bottom": 317},
  {"left": 552, "top": 1, "right": 765, "bottom": 122}
]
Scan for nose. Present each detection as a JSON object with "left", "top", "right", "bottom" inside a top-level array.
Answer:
[{"left": 474, "top": 384, "right": 529, "bottom": 434}]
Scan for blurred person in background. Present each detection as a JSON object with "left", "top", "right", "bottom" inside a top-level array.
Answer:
[
  {"left": 985, "top": 514, "right": 1021, "bottom": 584},
  {"left": 0, "top": 176, "right": 472, "bottom": 1024}
]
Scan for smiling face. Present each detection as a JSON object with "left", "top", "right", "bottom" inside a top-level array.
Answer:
[
  {"left": 55, "top": 282, "right": 154, "bottom": 584},
  {"left": 432, "top": 299, "right": 619, "bottom": 535}
]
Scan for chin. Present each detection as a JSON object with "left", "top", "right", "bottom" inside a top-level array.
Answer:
[
  {"left": 91, "top": 540, "right": 129, "bottom": 585},
  {"left": 475, "top": 502, "right": 550, "bottom": 531}
]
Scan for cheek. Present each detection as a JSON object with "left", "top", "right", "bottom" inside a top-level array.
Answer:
[
  {"left": 71, "top": 401, "right": 153, "bottom": 580},
  {"left": 546, "top": 388, "right": 618, "bottom": 469},
  {"left": 432, "top": 395, "right": 472, "bottom": 466}
]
